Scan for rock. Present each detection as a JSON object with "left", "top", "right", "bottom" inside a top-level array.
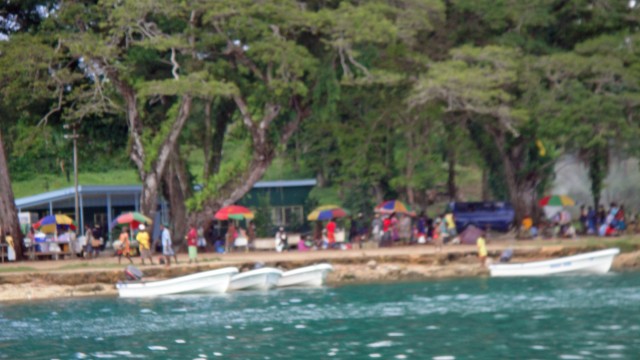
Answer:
[{"left": 367, "top": 260, "right": 377, "bottom": 269}]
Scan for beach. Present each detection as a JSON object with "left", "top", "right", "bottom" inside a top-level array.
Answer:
[{"left": 1, "top": 237, "right": 639, "bottom": 303}]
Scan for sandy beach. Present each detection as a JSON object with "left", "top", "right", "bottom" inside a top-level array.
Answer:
[{"left": 1, "top": 237, "right": 639, "bottom": 303}]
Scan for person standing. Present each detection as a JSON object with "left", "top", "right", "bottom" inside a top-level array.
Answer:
[
  {"left": 587, "top": 206, "right": 596, "bottom": 234},
  {"left": 417, "top": 212, "right": 427, "bottom": 244},
  {"left": 275, "top": 227, "right": 287, "bottom": 252},
  {"left": 117, "top": 226, "right": 133, "bottom": 265},
  {"left": 5, "top": 231, "right": 15, "bottom": 262},
  {"left": 160, "top": 223, "right": 176, "bottom": 267},
  {"left": 67, "top": 228, "right": 78, "bottom": 257},
  {"left": 477, "top": 233, "right": 488, "bottom": 266},
  {"left": 579, "top": 205, "right": 588, "bottom": 235},
  {"left": 197, "top": 225, "right": 206, "bottom": 252},
  {"left": 371, "top": 214, "right": 382, "bottom": 245},
  {"left": 225, "top": 222, "right": 237, "bottom": 253},
  {"left": 187, "top": 224, "right": 198, "bottom": 264},
  {"left": 136, "top": 224, "right": 154, "bottom": 265},
  {"left": 84, "top": 224, "right": 99, "bottom": 259},
  {"left": 349, "top": 216, "right": 358, "bottom": 244},
  {"left": 444, "top": 210, "right": 457, "bottom": 238},
  {"left": 381, "top": 214, "right": 392, "bottom": 247},
  {"left": 326, "top": 218, "right": 337, "bottom": 249},
  {"left": 398, "top": 214, "right": 412, "bottom": 245}
]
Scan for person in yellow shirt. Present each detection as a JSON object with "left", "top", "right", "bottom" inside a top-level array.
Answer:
[
  {"left": 136, "top": 224, "right": 154, "bottom": 266},
  {"left": 477, "top": 234, "right": 488, "bottom": 266},
  {"left": 444, "top": 210, "right": 457, "bottom": 237}
]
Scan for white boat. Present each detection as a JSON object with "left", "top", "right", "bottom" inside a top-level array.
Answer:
[
  {"left": 277, "top": 263, "right": 333, "bottom": 288},
  {"left": 489, "top": 248, "right": 620, "bottom": 277},
  {"left": 229, "top": 267, "right": 283, "bottom": 291},
  {"left": 116, "top": 267, "right": 239, "bottom": 298}
]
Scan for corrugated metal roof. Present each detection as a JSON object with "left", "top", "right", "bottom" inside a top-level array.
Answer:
[
  {"left": 15, "top": 185, "right": 142, "bottom": 208},
  {"left": 15, "top": 179, "right": 316, "bottom": 208},
  {"left": 252, "top": 179, "right": 317, "bottom": 188}
]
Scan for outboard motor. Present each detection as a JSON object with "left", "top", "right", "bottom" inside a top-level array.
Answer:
[{"left": 124, "top": 265, "right": 144, "bottom": 281}]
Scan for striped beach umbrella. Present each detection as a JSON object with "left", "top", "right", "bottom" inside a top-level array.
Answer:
[
  {"left": 33, "top": 214, "right": 76, "bottom": 233},
  {"left": 375, "top": 200, "right": 413, "bottom": 215},
  {"left": 110, "top": 212, "right": 153, "bottom": 230},
  {"left": 538, "top": 195, "right": 575, "bottom": 207},
  {"left": 214, "top": 205, "right": 255, "bottom": 220},
  {"left": 307, "top": 205, "right": 349, "bottom": 221}
]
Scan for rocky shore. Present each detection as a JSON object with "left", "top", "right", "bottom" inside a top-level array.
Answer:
[{"left": 1, "top": 241, "right": 639, "bottom": 303}]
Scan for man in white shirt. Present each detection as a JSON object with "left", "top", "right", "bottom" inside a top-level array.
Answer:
[{"left": 160, "top": 224, "right": 177, "bottom": 266}]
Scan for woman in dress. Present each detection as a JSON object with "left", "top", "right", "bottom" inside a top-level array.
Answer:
[{"left": 117, "top": 226, "right": 133, "bottom": 264}]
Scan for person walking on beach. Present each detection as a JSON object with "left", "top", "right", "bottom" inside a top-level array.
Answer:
[
  {"left": 477, "top": 232, "right": 488, "bottom": 266},
  {"left": 136, "top": 224, "right": 154, "bottom": 265},
  {"left": 117, "top": 226, "right": 133, "bottom": 265},
  {"left": 160, "top": 223, "right": 176, "bottom": 267},
  {"left": 187, "top": 224, "right": 198, "bottom": 264}
]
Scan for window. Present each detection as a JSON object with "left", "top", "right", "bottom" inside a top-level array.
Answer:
[{"left": 271, "top": 206, "right": 304, "bottom": 227}]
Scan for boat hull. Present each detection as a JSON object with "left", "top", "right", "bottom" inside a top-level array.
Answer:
[
  {"left": 277, "top": 264, "right": 333, "bottom": 288},
  {"left": 116, "top": 267, "right": 239, "bottom": 298},
  {"left": 489, "top": 248, "right": 620, "bottom": 277},
  {"left": 229, "top": 268, "right": 283, "bottom": 291}
]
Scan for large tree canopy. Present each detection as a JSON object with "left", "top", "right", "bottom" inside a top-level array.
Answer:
[{"left": 1, "top": 0, "right": 640, "bottom": 236}]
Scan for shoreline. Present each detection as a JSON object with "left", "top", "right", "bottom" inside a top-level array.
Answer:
[{"left": 1, "top": 238, "right": 639, "bottom": 303}]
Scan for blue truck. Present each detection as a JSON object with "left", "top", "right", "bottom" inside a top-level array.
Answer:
[{"left": 450, "top": 201, "right": 515, "bottom": 232}]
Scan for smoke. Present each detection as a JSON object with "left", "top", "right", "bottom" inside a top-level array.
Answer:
[{"left": 552, "top": 154, "right": 640, "bottom": 211}]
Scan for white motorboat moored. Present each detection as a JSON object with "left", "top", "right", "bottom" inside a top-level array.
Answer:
[
  {"left": 116, "top": 267, "right": 239, "bottom": 298},
  {"left": 229, "top": 267, "right": 283, "bottom": 291},
  {"left": 489, "top": 248, "right": 620, "bottom": 277},
  {"left": 277, "top": 263, "right": 333, "bottom": 288}
]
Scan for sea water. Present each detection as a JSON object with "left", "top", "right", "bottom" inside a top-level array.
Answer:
[{"left": 1, "top": 273, "right": 640, "bottom": 359}]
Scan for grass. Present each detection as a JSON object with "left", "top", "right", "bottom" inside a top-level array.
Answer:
[
  {"left": 0, "top": 266, "right": 37, "bottom": 273},
  {"left": 55, "top": 262, "right": 124, "bottom": 270},
  {"left": 12, "top": 169, "right": 140, "bottom": 198}
]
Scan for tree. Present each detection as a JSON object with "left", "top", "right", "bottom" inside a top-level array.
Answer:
[
  {"left": 410, "top": 45, "right": 555, "bottom": 221},
  {"left": 536, "top": 33, "right": 640, "bottom": 207},
  {"left": 0, "top": 130, "right": 24, "bottom": 259}
]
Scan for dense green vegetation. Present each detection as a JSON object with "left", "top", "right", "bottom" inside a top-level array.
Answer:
[{"left": 1, "top": 0, "right": 640, "bottom": 244}]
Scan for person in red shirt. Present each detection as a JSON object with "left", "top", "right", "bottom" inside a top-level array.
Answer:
[
  {"left": 381, "top": 213, "right": 393, "bottom": 247},
  {"left": 326, "top": 219, "right": 337, "bottom": 248},
  {"left": 186, "top": 224, "right": 198, "bottom": 263}
]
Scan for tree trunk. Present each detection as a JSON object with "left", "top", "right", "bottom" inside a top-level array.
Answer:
[
  {"left": 486, "top": 127, "right": 539, "bottom": 225},
  {"left": 202, "top": 100, "right": 213, "bottom": 180},
  {"left": 162, "top": 147, "right": 191, "bottom": 248},
  {"left": 207, "top": 99, "right": 235, "bottom": 178},
  {"left": 481, "top": 167, "right": 490, "bottom": 201},
  {"left": 447, "top": 147, "right": 457, "bottom": 201},
  {"left": 196, "top": 96, "right": 308, "bottom": 218},
  {"left": 0, "top": 130, "right": 24, "bottom": 260},
  {"left": 106, "top": 68, "right": 193, "bottom": 221},
  {"left": 404, "top": 128, "right": 416, "bottom": 207}
]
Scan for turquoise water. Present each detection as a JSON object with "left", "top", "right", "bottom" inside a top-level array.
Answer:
[{"left": 2, "top": 273, "right": 640, "bottom": 359}]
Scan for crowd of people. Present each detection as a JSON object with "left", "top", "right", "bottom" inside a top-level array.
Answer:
[{"left": 520, "top": 202, "right": 631, "bottom": 239}]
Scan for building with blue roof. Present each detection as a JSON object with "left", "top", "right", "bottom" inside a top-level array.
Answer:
[{"left": 15, "top": 179, "right": 317, "bottom": 238}]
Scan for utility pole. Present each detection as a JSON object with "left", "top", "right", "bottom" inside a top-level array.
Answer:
[{"left": 63, "top": 122, "right": 80, "bottom": 229}]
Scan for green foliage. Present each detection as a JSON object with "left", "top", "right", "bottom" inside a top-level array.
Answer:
[
  {"left": 3, "top": 0, "right": 640, "bottom": 223},
  {"left": 253, "top": 193, "right": 273, "bottom": 238}
]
